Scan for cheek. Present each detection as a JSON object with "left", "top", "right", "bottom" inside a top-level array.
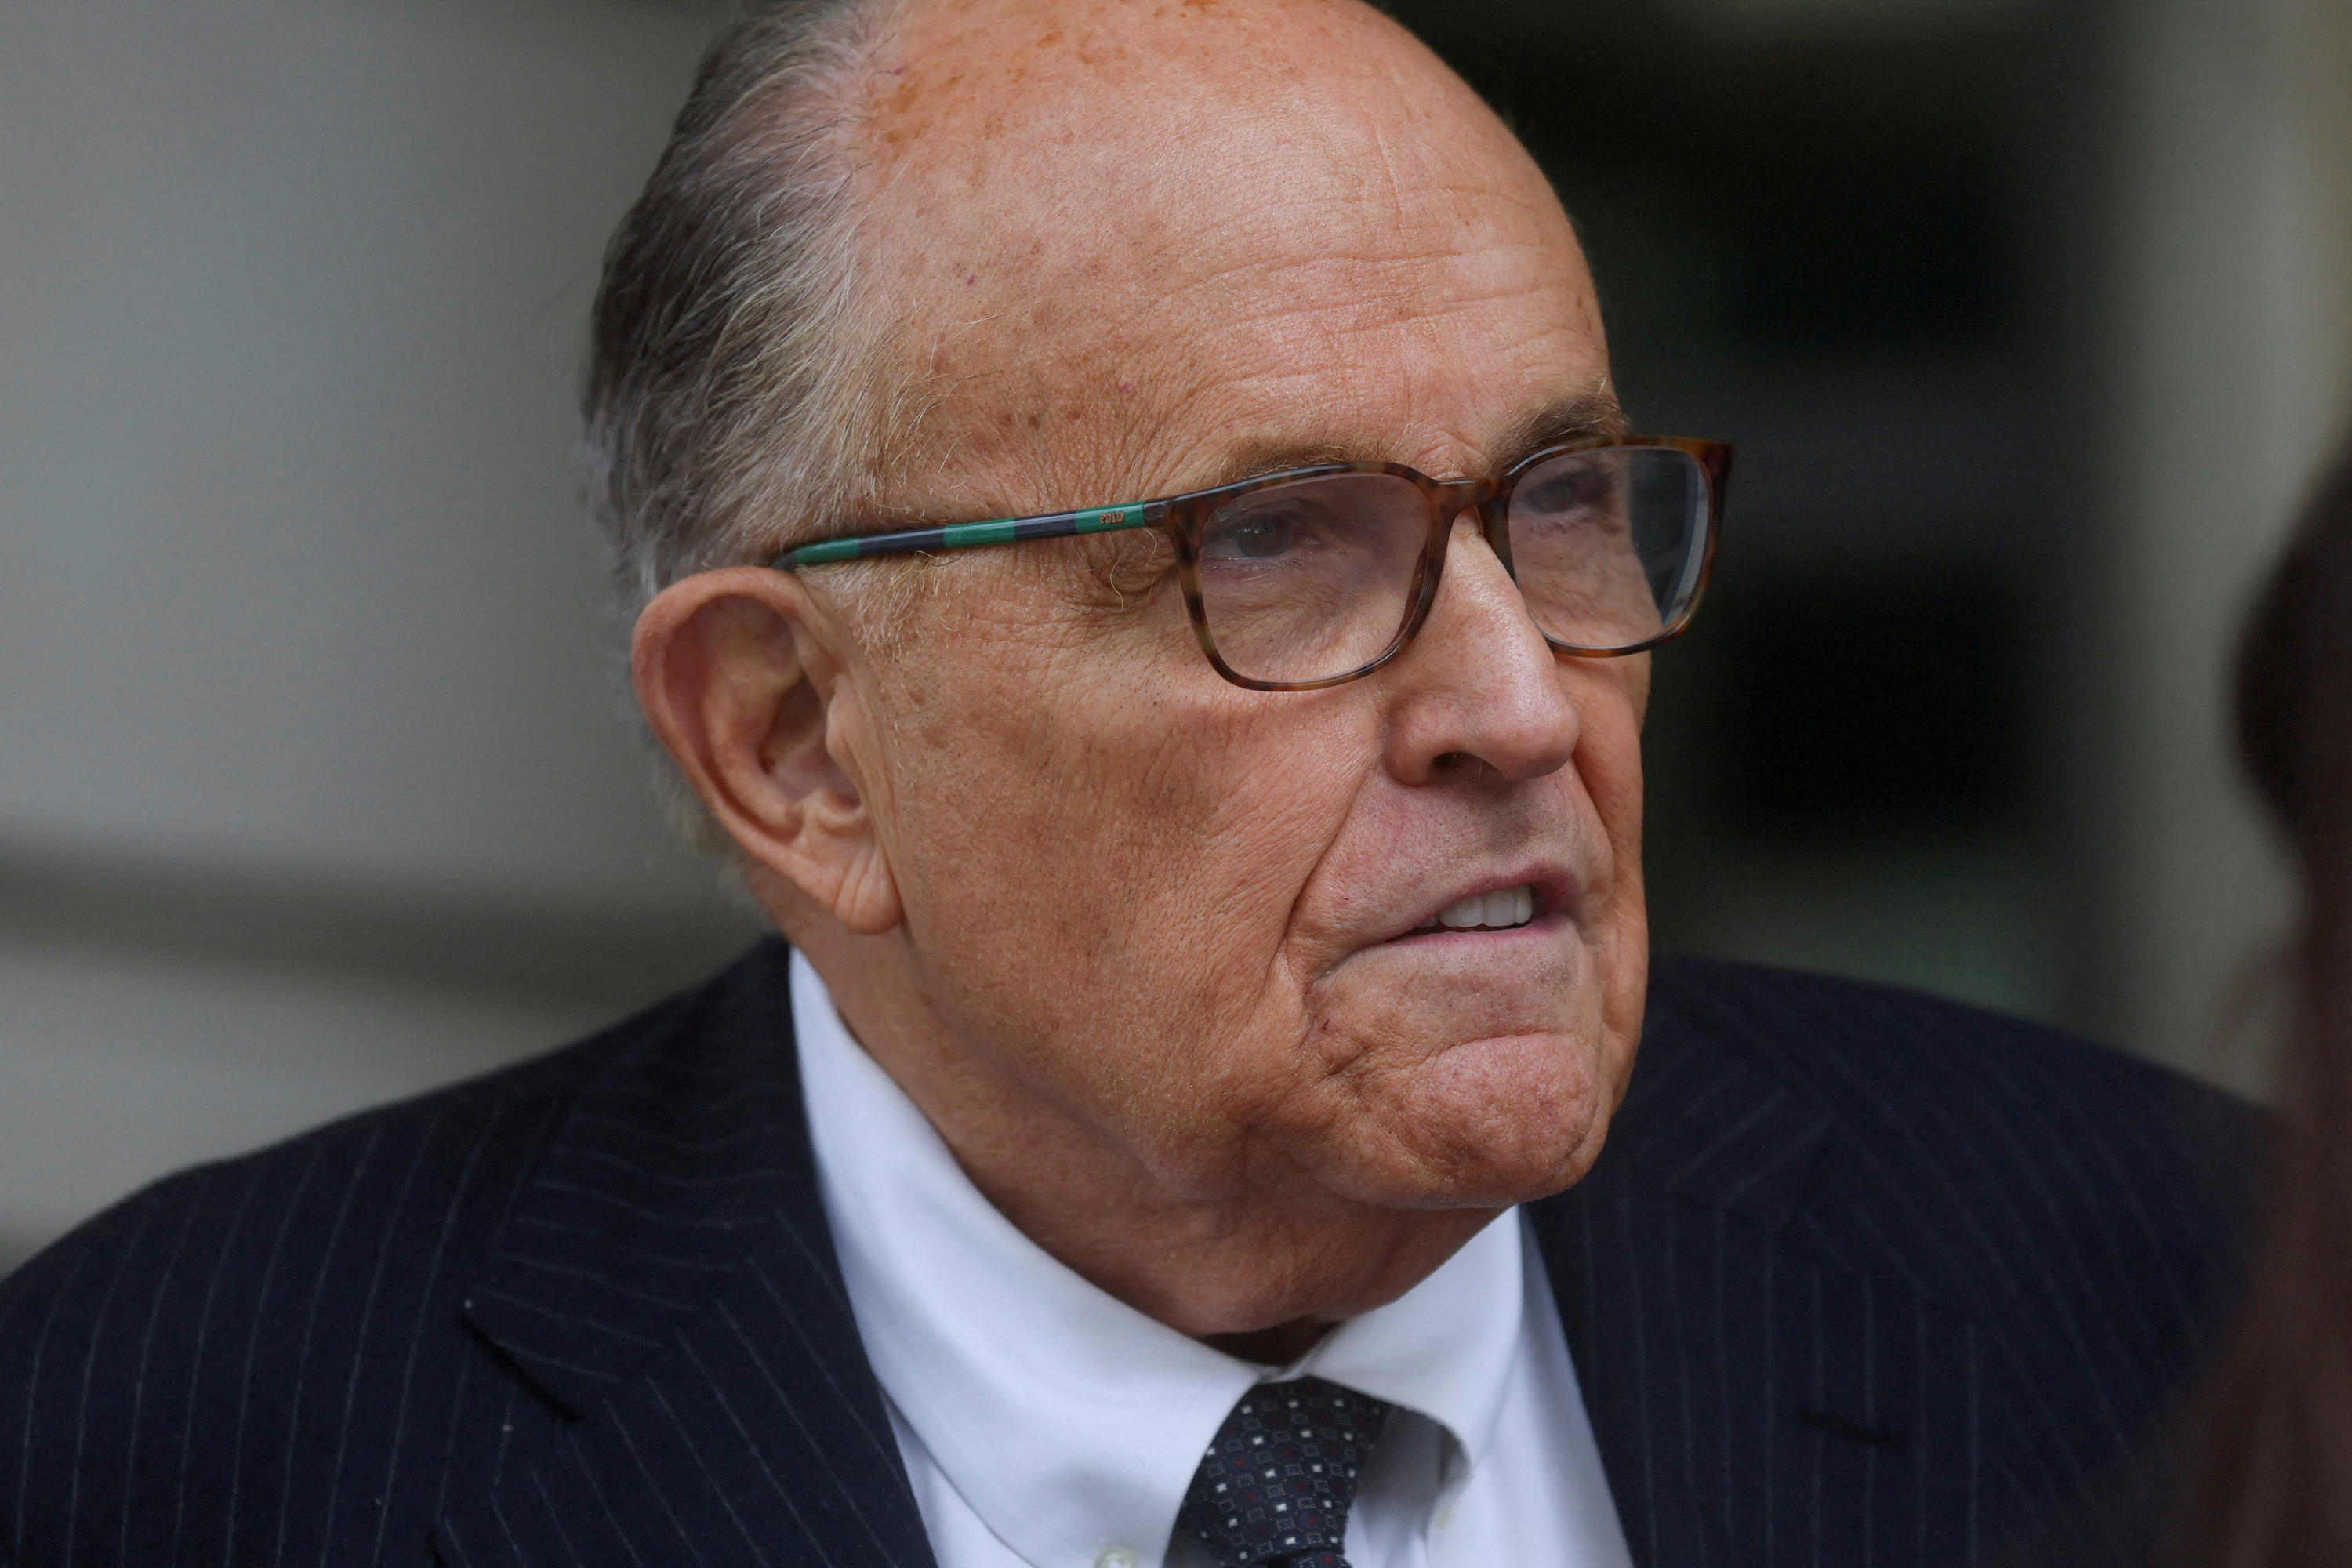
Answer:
[
  {"left": 1577, "top": 663, "right": 1649, "bottom": 861},
  {"left": 869, "top": 627, "right": 1372, "bottom": 1136},
  {"left": 1564, "top": 667, "right": 1650, "bottom": 1094}
]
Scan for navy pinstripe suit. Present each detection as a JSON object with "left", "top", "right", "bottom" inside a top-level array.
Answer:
[{"left": 0, "top": 942, "right": 2246, "bottom": 1566}]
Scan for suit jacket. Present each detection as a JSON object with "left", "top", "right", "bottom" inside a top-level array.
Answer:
[{"left": 0, "top": 942, "right": 2248, "bottom": 1568}]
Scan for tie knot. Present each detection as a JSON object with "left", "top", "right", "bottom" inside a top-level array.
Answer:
[{"left": 1177, "top": 1375, "right": 1395, "bottom": 1568}]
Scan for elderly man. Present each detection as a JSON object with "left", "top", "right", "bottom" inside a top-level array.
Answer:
[{"left": 0, "top": 1, "right": 2243, "bottom": 1565}]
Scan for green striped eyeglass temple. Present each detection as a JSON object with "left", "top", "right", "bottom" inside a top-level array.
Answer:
[
  {"left": 773, "top": 503, "right": 1156, "bottom": 568},
  {"left": 766, "top": 438, "right": 1732, "bottom": 692}
]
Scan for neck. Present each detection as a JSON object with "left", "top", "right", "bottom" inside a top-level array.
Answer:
[{"left": 784, "top": 916, "right": 1498, "bottom": 1345}]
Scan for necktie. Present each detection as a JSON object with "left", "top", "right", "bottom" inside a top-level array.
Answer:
[{"left": 1178, "top": 1375, "right": 1396, "bottom": 1568}]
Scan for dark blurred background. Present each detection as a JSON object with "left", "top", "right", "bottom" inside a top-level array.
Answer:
[{"left": 3, "top": 0, "right": 2347, "bottom": 1272}]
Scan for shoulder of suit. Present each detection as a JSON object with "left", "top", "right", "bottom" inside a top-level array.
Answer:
[
  {"left": 0, "top": 938, "right": 808, "bottom": 1562},
  {"left": 1638, "top": 952, "right": 2257, "bottom": 1310},
  {"left": 1646, "top": 952, "right": 2252, "bottom": 1141},
  {"left": 2, "top": 983, "right": 622, "bottom": 1301},
  {"left": 0, "top": 937, "right": 793, "bottom": 1392}
]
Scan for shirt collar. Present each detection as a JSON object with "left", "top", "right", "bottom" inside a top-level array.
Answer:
[{"left": 792, "top": 951, "right": 1526, "bottom": 1568}]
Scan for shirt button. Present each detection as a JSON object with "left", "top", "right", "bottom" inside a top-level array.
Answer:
[{"left": 1095, "top": 1548, "right": 1138, "bottom": 1568}]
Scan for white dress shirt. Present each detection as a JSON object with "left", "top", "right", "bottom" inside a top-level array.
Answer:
[{"left": 793, "top": 952, "right": 1632, "bottom": 1568}]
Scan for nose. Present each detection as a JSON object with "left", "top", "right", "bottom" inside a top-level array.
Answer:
[{"left": 1380, "top": 513, "right": 1581, "bottom": 786}]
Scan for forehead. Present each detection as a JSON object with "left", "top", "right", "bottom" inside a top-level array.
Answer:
[{"left": 850, "top": 0, "right": 1608, "bottom": 505}]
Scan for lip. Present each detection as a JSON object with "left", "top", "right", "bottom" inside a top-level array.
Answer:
[{"left": 1377, "top": 866, "right": 1580, "bottom": 946}]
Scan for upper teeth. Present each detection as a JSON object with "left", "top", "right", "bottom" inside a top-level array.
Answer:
[{"left": 1436, "top": 885, "right": 1536, "bottom": 930}]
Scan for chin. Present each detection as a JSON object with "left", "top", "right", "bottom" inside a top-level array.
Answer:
[{"left": 1326, "top": 1028, "right": 1615, "bottom": 1210}]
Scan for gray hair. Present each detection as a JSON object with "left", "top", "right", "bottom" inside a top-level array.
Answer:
[
  {"left": 584, "top": 0, "right": 908, "bottom": 860},
  {"left": 584, "top": 0, "right": 894, "bottom": 625}
]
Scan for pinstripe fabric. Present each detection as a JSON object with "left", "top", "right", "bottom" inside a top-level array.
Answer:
[
  {"left": 1541, "top": 959, "right": 2249, "bottom": 1566},
  {"left": 0, "top": 942, "right": 2244, "bottom": 1567}
]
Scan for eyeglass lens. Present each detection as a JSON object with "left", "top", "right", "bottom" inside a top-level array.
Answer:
[
  {"left": 1192, "top": 448, "right": 1710, "bottom": 684},
  {"left": 1195, "top": 474, "right": 1429, "bottom": 684}
]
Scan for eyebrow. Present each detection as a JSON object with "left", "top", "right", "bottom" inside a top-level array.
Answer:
[
  {"left": 1205, "top": 389, "right": 1629, "bottom": 488},
  {"left": 1494, "top": 389, "right": 1632, "bottom": 466}
]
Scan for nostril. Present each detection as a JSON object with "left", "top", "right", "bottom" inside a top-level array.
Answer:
[{"left": 1432, "top": 750, "right": 1470, "bottom": 770}]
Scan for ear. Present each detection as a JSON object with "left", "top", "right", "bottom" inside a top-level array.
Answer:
[{"left": 631, "top": 568, "right": 902, "bottom": 935}]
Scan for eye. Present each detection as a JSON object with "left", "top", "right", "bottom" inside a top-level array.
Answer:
[
  {"left": 1203, "top": 502, "right": 1318, "bottom": 562},
  {"left": 1226, "top": 516, "right": 1290, "bottom": 559},
  {"left": 1517, "top": 465, "right": 1614, "bottom": 517}
]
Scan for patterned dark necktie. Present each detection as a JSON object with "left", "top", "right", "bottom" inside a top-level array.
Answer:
[{"left": 1178, "top": 1376, "right": 1396, "bottom": 1568}]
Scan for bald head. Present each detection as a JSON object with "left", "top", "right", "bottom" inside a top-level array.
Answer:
[{"left": 844, "top": 0, "right": 1608, "bottom": 522}]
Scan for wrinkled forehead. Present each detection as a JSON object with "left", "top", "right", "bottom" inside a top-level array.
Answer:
[{"left": 846, "top": 0, "right": 1606, "bottom": 502}]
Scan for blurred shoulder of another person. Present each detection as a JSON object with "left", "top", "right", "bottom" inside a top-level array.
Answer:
[{"left": 2170, "top": 433, "right": 2352, "bottom": 1567}]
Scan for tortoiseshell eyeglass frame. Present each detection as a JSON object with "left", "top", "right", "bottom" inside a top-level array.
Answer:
[{"left": 771, "top": 434, "right": 1734, "bottom": 691}]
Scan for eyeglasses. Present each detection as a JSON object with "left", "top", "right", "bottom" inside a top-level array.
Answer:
[{"left": 773, "top": 435, "right": 1733, "bottom": 691}]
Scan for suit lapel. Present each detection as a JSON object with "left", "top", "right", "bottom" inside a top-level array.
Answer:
[
  {"left": 1535, "top": 988, "right": 1985, "bottom": 1568},
  {"left": 1543, "top": 992, "right": 1985, "bottom": 1568},
  {"left": 436, "top": 940, "right": 935, "bottom": 1568}
]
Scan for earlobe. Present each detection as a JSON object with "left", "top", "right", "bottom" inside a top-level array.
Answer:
[{"left": 631, "top": 568, "right": 903, "bottom": 936}]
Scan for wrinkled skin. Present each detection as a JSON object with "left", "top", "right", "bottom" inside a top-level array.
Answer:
[{"left": 635, "top": 0, "right": 1650, "bottom": 1359}]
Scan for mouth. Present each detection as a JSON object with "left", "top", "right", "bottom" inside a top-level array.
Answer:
[{"left": 1403, "top": 882, "right": 1541, "bottom": 938}]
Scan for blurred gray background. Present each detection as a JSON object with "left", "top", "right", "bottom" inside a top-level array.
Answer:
[{"left": 3, "top": 0, "right": 2349, "bottom": 1274}]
